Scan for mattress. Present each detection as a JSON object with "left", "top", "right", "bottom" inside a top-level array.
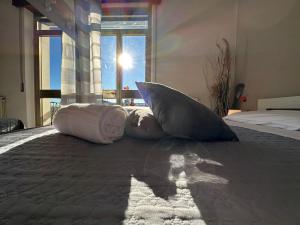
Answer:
[{"left": 0, "top": 126, "right": 300, "bottom": 225}]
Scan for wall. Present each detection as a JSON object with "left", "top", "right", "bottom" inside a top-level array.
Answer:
[
  {"left": 154, "top": 0, "right": 300, "bottom": 110},
  {"left": 24, "top": 8, "right": 36, "bottom": 127},
  {"left": 0, "top": 0, "right": 35, "bottom": 127},
  {"left": 154, "top": 0, "right": 238, "bottom": 108},
  {"left": 235, "top": 0, "right": 300, "bottom": 110}
]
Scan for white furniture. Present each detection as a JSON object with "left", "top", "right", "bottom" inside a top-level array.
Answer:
[{"left": 257, "top": 96, "right": 300, "bottom": 110}]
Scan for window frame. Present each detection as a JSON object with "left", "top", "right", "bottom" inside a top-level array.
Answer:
[
  {"left": 101, "top": 28, "right": 151, "bottom": 104},
  {"left": 34, "top": 17, "right": 62, "bottom": 126},
  {"left": 33, "top": 6, "right": 152, "bottom": 124}
]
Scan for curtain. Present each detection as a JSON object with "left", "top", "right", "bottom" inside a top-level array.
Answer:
[
  {"left": 27, "top": 0, "right": 102, "bottom": 105},
  {"left": 62, "top": 0, "right": 102, "bottom": 104},
  {"left": 26, "top": 0, "right": 76, "bottom": 38},
  {"left": 61, "top": 32, "right": 76, "bottom": 104}
]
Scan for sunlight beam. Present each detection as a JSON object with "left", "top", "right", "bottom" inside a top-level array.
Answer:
[{"left": 0, "top": 130, "right": 58, "bottom": 155}]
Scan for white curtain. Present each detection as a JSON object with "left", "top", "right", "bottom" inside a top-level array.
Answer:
[
  {"left": 61, "top": 32, "right": 76, "bottom": 104},
  {"left": 89, "top": 3, "right": 102, "bottom": 98},
  {"left": 61, "top": 0, "right": 102, "bottom": 104}
]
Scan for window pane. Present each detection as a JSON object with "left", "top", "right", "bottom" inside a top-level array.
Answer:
[
  {"left": 50, "top": 37, "right": 62, "bottom": 89},
  {"left": 122, "top": 36, "right": 146, "bottom": 90},
  {"left": 101, "top": 35, "right": 117, "bottom": 90},
  {"left": 40, "top": 98, "right": 61, "bottom": 126},
  {"left": 39, "top": 36, "right": 62, "bottom": 90}
]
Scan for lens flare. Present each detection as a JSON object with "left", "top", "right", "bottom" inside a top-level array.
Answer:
[{"left": 118, "top": 52, "right": 133, "bottom": 70}]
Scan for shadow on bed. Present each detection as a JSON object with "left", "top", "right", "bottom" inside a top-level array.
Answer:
[
  {"left": 183, "top": 141, "right": 300, "bottom": 225},
  {"left": 0, "top": 133, "right": 177, "bottom": 224},
  {"left": 1, "top": 132, "right": 300, "bottom": 225}
]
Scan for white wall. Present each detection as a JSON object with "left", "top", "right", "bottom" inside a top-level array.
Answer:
[
  {"left": 24, "top": 8, "right": 36, "bottom": 127},
  {"left": 154, "top": 0, "right": 300, "bottom": 110},
  {"left": 235, "top": 0, "right": 300, "bottom": 110},
  {"left": 154, "top": 0, "right": 238, "bottom": 107},
  {"left": 0, "top": 0, "right": 35, "bottom": 127}
]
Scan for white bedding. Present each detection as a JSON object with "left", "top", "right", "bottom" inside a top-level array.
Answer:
[
  {"left": 224, "top": 110, "right": 300, "bottom": 131},
  {"left": 225, "top": 120, "right": 300, "bottom": 140},
  {"left": 53, "top": 104, "right": 128, "bottom": 144}
]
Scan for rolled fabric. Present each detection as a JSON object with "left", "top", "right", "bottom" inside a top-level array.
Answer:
[{"left": 53, "top": 104, "right": 128, "bottom": 144}]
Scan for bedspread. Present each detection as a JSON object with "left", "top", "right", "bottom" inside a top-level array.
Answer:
[{"left": 0, "top": 126, "right": 300, "bottom": 225}]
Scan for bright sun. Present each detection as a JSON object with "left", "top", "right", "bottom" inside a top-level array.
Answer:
[{"left": 118, "top": 53, "right": 133, "bottom": 70}]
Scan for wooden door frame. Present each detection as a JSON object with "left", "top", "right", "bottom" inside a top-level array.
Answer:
[{"left": 33, "top": 17, "right": 62, "bottom": 126}]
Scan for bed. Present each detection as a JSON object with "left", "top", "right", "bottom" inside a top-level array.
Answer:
[
  {"left": 225, "top": 96, "right": 300, "bottom": 140},
  {"left": 0, "top": 98, "right": 299, "bottom": 225},
  {"left": 0, "top": 118, "right": 24, "bottom": 135}
]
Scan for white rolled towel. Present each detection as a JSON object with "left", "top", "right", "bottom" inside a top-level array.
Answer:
[{"left": 53, "top": 104, "right": 128, "bottom": 144}]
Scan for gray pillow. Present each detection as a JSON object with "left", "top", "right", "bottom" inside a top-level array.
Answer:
[
  {"left": 136, "top": 82, "right": 239, "bottom": 142},
  {"left": 125, "top": 108, "right": 166, "bottom": 140}
]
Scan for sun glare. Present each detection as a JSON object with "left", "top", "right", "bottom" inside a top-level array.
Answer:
[{"left": 118, "top": 52, "right": 133, "bottom": 70}]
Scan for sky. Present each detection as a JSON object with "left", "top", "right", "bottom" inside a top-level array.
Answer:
[
  {"left": 50, "top": 35, "right": 146, "bottom": 91},
  {"left": 121, "top": 36, "right": 146, "bottom": 90},
  {"left": 50, "top": 37, "right": 62, "bottom": 90}
]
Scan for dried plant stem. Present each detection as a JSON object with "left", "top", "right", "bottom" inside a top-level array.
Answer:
[{"left": 204, "top": 38, "right": 232, "bottom": 117}]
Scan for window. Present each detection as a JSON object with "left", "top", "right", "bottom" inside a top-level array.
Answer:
[
  {"left": 101, "top": 32, "right": 149, "bottom": 105},
  {"left": 101, "top": 35, "right": 117, "bottom": 104},
  {"left": 35, "top": 20, "right": 62, "bottom": 126},
  {"left": 122, "top": 35, "right": 146, "bottom": 90},
  {"left": 34, "top": 4, "right": 152, "bottom": 125},
  {"left": 101, "top": 36, "right": 117, "bottom": 91},
  {"left": 101, "top": 6, "right": 152, "bottom": 105}
]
